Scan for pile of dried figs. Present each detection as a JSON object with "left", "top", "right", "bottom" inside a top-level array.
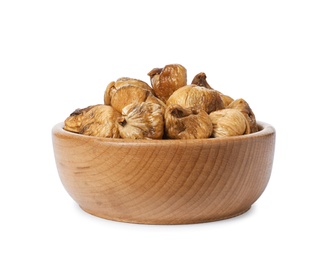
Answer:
[{"left": 64, "top": 64, "right": 257, "bottom": 139}]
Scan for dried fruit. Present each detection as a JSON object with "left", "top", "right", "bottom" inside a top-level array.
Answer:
[
  {"left": 148, "top": 64, "right": 187, "bottom": 103},
  {"left": 104, "top": 81, "right": 115, "bottom": 106},
  {"left": 110, "top": 85, "right": 165, "bottom": 113},
  {"left": 191, "top": 72, "right": 233, "bottom": 107},
  {"left": 220, "top": 94, "right": 234, "bottom": 108},
  {"left": 65, "top": 64, "right": 259, "bottom": 140},
  {"left": 209, "top": 109, "right": 250, "bottom": 138},
  {"left": 115, "top": 77, "right": 154, "bottom": 94},
  {"left": 104, "top": 77, "right": 154, "bottom": 106},
  {"left": 64, "top": 105, "right": 97, "bottom": 133},
  {"left": 118, "top": 102, "right": 164, "bottom": 139},
  {"left": 64, "top": 105, "right": 121, "bottom": 138},
  {"left": 227, "top": 98, "right": 258, "bottom": 133},
  {"left": 165, "top": 104, "right": 213, "bottom": 139},
  {"left": 166, "top": 85, "right": 224, "bottom": 114}
]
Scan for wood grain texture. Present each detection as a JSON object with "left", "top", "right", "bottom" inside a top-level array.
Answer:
[{"left": 52, "top": 122, "right": 275, "bottom": 224}]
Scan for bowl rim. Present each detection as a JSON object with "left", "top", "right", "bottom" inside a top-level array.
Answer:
[{"left": 52, "top": 121, "right": 275, "bottom": 145}]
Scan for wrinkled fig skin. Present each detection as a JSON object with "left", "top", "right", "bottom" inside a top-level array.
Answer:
[
  {"left": 191, "top": 72, "right": 234, "bottom": 107},
  {"left": 118, "top": 102, "right": 164, "bottom": 139},
  {"left": 148, "top": 64, "right": 187, "bottom": 103},
  {"left": 64, "top": 105, "right": 97, "bottom": 133},
  {"left": 104, "top": 78, "right": 155, "bottom": 106},
  {"left": 209, "top": 109, "right": 250, "bottom": 138},
  {"left": 110, "top": 85, "right": 165, "bottom": 113},
  {"left": 64, "top": 105, "right": 121, "bottom": 138},
  {"left": 166, "top": 85, "right": 224, "bottom": 114},
  {"left": 165, "top": 104, "right": 213, "bottom": 139},
  {"left": 227, "top": 98, "right": 258, "bottom": 133},
  {"left": 115, "top": 77, "right": 154, "bottom": 94}
]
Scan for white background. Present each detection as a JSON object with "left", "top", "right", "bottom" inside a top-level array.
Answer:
[{"left": 1, "top": 0, "right": 328, "bottom": 259}]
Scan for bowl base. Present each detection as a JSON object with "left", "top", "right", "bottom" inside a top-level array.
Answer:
[{"left": 79, "top": 205, "right": 252, "bottom": 225}]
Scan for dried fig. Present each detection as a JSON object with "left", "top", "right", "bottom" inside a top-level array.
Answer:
[
  {"left": 220, "top": 94, "right": 234, "bottom": 108},
  {"left": 166, "top": 85, "right": 224, "bottom": 114},
  {"left": 104, "top": 81, "right": 115, "bottom": 105},
  {"left": 209, "top": 109, "right": 250, "bottom": 138},
  {"left": 118, "top": 102, "right": 164, "bottom": 139},
  {"left": 148, "top": 64, "right": 187, "bottom": 103},
  {"left": 104, "top": 77, "right": 154, "bottom": 106},
  {"left": 110, "top": 85, "right": 165, "bottom": 113},
  {"left": 165, "top": 104, "right": 213, "bottom": 139},
  {"left": 115, "top": 77, "right": 154, "bottom": 94},
  {"left": 227, "top": 98, "right": 258, "bottom": 133},
  {"left": 64, "top": 105, "right": 97, "bottom": 133},
  {"left": 64, "top": 105, "right": 121, "bottom": 138},
  {"left": 191, "top": 72, "right": 234, "bottom": 107}
]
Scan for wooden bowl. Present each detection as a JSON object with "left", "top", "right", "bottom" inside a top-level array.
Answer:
[{"left": 52, "top": 122, "right": 275, "bottom": 224}]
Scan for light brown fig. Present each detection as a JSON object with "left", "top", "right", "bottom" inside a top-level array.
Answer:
[
  {"left": 164, "top": 104, "right": 213, "bottom": 139},
  {"left": 209, "top": 109, "right": 250, "bottom": 138},
  {"left": 220, "top": 94, "right": 234, "bottom": 108},
  {"left": 147, "top": 64, "right": 187, "bottom": 103},
  {"left": 227, "top": 98, "right": 258, "bottom": 133},
  {"left": 166, "top": 85, "right": 224, "bottom": 114},
  {"left": 104, "top": 77, "right": 154, "bottom": 106},
  {"left": 191, "top": 72, "right": 234, "bottom": 107},
  {"left": 64, "top": 105, "right": 121, "bottom": 138},
  {"left": 115, "top": 77, "right": 154, "bottom": 94},
  {"left": 64, "top": 105, "right": 97, "bottom": 133},
  {"left": 110, "top": 85, "right": 165, "bottom": 113},
  {"left": 118, "top": 102, "right": 164, "bottom": 139},
  {"left": 104, "top": 81, "right": 116, "bottom": 105}
]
